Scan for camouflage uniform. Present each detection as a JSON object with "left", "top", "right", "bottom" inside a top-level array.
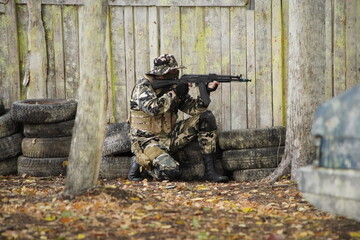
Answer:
[{"left": 129, "top": 54, "right": 218, "bottom": 181}]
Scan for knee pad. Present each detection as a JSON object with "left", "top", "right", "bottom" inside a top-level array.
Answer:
[
  {"left": 150, "top": 153, "right": 180, "bottom": 181},
  {"left": 199, "top": 110, "right": 217, "bottom": 132}
]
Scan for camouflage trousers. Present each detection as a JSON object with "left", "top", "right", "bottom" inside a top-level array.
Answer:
[{"left": 129, "top": 111, "right": 217, "bottom": 180}]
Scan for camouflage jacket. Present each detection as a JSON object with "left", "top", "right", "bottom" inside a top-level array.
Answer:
[{"left": 129, "top": 76, "right": 208, "bottom": 136}]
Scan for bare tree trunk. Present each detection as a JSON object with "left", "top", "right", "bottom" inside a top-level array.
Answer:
[
  {"left": 266, "top": 0, "right": 326, "bottom": 183},
  {"left": 64, "top": 0, "right": 108, "bottom": 196},
  {"left": 25, "top": 0, "right": 47, "bottom": 98}
]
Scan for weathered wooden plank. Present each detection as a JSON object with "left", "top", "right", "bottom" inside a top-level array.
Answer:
[
  {"left": 63, "top": 5, "right": 79, "bottom": 100},
  {"left": 325, "top": 0, "right": 333, "bottom": 100},
  {"left": 109, "top": 0, "right": 248, "bottom": 7},
  {"left": 0, "top": 3, "right": 5, "bottom": 14},
  {"left": 105, "top": 10, "right": 113, "bottom": 123},
  {"left": 0, "top": 14, "right": 8, "bottom": 102},
  {"left": 345, "top": 0, "right": 358, "bottom": 89},
  {"left": 43, "top": 5, "right": 56, "bottom": 97},
  {"left": 282, "top": 0, "right": 289, "bottom": 125},
  {"left": 26, "top": 0, "right": 48, "bottom": 98},
  {"left": 333, "top": 0, "right": 346, "bottom": 95},
  {"left": 148, "top": 7, "right": 159, "bottom": 64},
  {"left": 204, "top": 7, "right": 222, "bottom": 129},
  {"left": 220, "top": 7, "right": 231, "bottom": 131},
  {"left": 15, "top": 4, "right": 28, "bottom": 99},
  {"left": 15, "top": 0, "right": 248, "bottom": 6},
  {"left": 134, "top": 7, "right": 149, "bottom": 81},
  {"left": 272, "top": 0, "right": 284, "bottom": 126},
  {"left": 246, "top": 9, "right": 256, "bottom": 129},
  {"left": 4, "top": 0, "right": 21, "bottom": 105},
  {"left": 180, "top": 7, "right": 206, "bottom": 74},
  {"left": 109, "top": 7, "right": 127, "bottom": 122},
  {"left": 124, "top": 7, "right": 136, "bottom": 109},
  {"left": 159, "top": 7, "right": 181, "bottom": 59},
  {"left": 16, "top": 0, "right": 83, "bottom": 5},
  {"left": 255, "top": 0, "right": 272, "bottom": 128},
  {"left": 43, "top": 5, "right": 65, "bottom": 98},
  {"left": 52, "top": 5, "right": 65, "bottom": 98},
  {"left": 180, "top": 7, "right": 205, "bottom": 104},
  {"left": 230, "top": 6, "right": 247, "bottom": 130},
  {"left": 159, "top": 6, "right": 183, "bottom": 119}
]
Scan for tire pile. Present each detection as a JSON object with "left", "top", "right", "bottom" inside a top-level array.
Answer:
[
  {"left": 173, "top": 140, "right": 224, "bottom": 181},
  {"left": 99, "top": 126, "right": 225, "bottom": 181},
  {"left": 0, "top": 99, "right": 22, "bottom": 175},
  {"left": 100, "top": 122, "right": 132, "bottom": 179},
  {"left": 219, "top": 126, "right": 286, "bottom": 182},
  {"left": 11, "top": 99, "right": 77, "bottom": 177}
]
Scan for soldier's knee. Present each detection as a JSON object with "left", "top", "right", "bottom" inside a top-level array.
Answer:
[
  {"left": 150, "top": 153, "right": 180, "bottom": 181},
  {"left": 199, "top": 110, "right": 217, "bottom": 132}
]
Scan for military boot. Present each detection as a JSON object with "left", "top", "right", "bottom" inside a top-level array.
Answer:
[
  {"left": 128, "top": 156, "right": 143, "bottom": 181},
  {"left": 203, "top": 154, "right": 229, "bottom": 183}
]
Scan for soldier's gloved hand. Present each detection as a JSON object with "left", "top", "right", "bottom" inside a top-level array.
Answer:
[{"left": 173, "top": 83, "right": 189, "bottom": 99}]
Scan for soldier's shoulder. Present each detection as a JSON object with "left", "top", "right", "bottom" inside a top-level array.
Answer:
[{"left": 136, "top": 76, "right": 152, "bottom": 86}]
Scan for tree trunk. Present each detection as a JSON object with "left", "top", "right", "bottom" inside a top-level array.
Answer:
[
  {"left": 26, "top": 0, "right": 47, "bottom": 98},
  {"left": 64, "top": 0, "right": 108, "bottom": 196},
  {"left": 266, "top": 0, "right": 326, "bottom": 183}
]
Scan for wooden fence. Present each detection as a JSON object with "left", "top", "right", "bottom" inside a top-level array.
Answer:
[{"left": 0, "top": 0, "right": 360, "bottom": 131}]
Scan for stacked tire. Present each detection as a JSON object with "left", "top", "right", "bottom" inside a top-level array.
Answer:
[
  {"left": 219, "top": 126, "right": 286, "bottom": 182},
  {"left": 99, "top": 123, "right": 226, "bottom": 181},
  {"left": 173, "top": 140, "right": 224, "bottom": 181},
  {"left": 11, "top": 99, "right": 77, "bottom": 177},
  {"left": 0, "top": 99, "right": 22, "bottom": 175},
  {"left": 100, "top": 122, "right": 132, "bottom": 179}
]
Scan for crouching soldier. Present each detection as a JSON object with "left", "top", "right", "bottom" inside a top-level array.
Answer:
[{"left": 127, "top": 54, "right": 228, "bottom": 183}]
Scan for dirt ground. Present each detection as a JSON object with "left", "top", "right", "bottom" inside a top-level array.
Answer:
[{"left": 1, "top": 175, "right": 360, "bottom": 240}]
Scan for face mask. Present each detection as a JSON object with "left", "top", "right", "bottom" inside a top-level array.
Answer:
[{"left": 164, "top": 70, "right": 179, "bottom": 80}]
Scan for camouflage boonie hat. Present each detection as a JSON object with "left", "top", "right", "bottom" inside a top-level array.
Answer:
[{"left": 146, "top": 54, "right": 185, "bottom": 76}]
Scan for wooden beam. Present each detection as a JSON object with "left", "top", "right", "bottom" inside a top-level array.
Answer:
[
  {"left": 16, "top": 0, "right": 84, "bottom": 5},
  {"left": 15, "top": 0, "right": 248, "bottom": 7},
  {"left": 109, "top": 0, "right": 248, "bottom": 7}
]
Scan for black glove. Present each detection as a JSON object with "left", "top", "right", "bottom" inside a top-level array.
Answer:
[{"left": 173, "top": 83, "right": 189, "bottom": 99}]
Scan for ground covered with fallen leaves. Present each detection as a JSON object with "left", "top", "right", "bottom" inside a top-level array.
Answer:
[{"left": 1, "top": 176, "right": 360, "bottom": 240}]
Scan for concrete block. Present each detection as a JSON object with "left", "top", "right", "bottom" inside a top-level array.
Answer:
[{"left": 299, "top": 165, "right": 360, "bottom": 221}]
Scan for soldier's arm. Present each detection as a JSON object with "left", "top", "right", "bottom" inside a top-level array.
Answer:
[
  {"left": 178, "top": 94, "right": 208, "bottom": 116},
  {"left": 135, "top": 82, "right": 176, "bottom": 116}
]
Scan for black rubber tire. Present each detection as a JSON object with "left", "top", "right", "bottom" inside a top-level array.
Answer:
[
  {"left": 174, "top": 148, "right": 203, "bottom": 164},
  {"left": 218, "top": 126, "right": 286, "bottom": 150},
  {"left": 0, "top": 157, "right": 18, "bottom": 175},
  {"left": 0, "top": 133, "right": 22, "bottom": 161},
  {"left": 233, "top": 168, "right": 276, "bottom": 182},
  {"left": 222, "top": 146, "right": 284, "bottom": 171},
  {"left": 23, "top": 120, "right": 74, "bottom": 138},
  {"left": 21, "top": 136, "right": 72, "bottom": 158},
  {"left": 0, "top": 99, "right": 5, "bottom": 116},
  {"left": 173, "top": 140, "right": 204, "bottom": 164},
  {"left": 17, "top": 156, "right": 67, "bottom": 177},
  {"left": 174, "top": 140, "right": 225, "bottom": 181},
  {"left": 102, "top": 122, "right": 131, "bottom": 156},
  {"left": 11, "top": 98, "right": 77, "bottom": 124},
  {"left": 0, "top": 110, "right": 20, "bottom": 138},
  {"left": 178, "top": 162, "right": 205, "bottom": 181},
  {"left": 99, "top": 156, "right": 131, "bottom": 179}
]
